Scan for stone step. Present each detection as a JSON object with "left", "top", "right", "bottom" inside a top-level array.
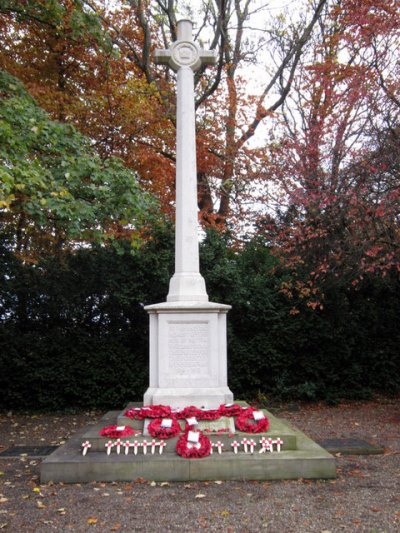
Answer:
[
  {"left": 41, "top": 447, "right": 335, "bottom": 483},
  {"left": 40, "top": 410, "right": 336, "bottom": 483}
]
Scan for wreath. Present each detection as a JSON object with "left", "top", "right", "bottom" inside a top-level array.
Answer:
[
  {"left": 99, "top": 425, "right": 136, "bottom": 439},
  {"left": 124, "top": 408, "right": 141, "bottom": 419},
  {"left": 147, "top": 418, "right": 182, "bottom": 439},
  {"left": 124, "top": 405, "right": 172, "bottom": 420},
  {"left": 175, "top": 405, "right": 203, "bottom": 420},
  {"left": 197, "top": 408, "right": 221, "bottom": 421},
  {"left": 218, "top": 403, "right": 243, "bottom": 417},
  {"left": 235, "top": 408, "right": 269, "bottom": 433},
  {"left": 138, "top": 405, "right": 172, "bottom": 419},
  {"left": 176, "top": 431, "right": 212, "bottom": 459},
  {"left": 176, "top": 406, "right": 223, "bottom": 421}
]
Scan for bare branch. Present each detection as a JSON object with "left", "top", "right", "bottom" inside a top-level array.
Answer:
[{"left": 238, "top": 0, "right": 329, "bottom": 147}]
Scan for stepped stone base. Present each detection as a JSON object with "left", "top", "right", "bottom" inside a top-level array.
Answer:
[{"left": 40, "top": 406, "right": 336, "bottom": 483}]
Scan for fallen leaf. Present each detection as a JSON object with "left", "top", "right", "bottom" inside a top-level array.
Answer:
[
  {"left": 33, "top": 487, "right": 41, "bottom": 493},
  {"left": 214, "top": 480, "right": 223, "bottom": 485},
  {"left": 195, "top": 493, "right": 206, "bottom": 499},
  {"left": 149, "top": 481, "right": 156, "bottom": 487},
  {"left": 110, "top": 523, "right": 121, "bottom": 532},
  {"left": 160, "top": 482, "right": 169, "bottom": 487},
  {"left": 87, "top": 517, "right": 98, "bottom": 525},
  {"left": 0, "top": 523, "right": 8, "bottom": 529},
  {"left": 36, "top": 501, "right": 46, "bottom": 509},
  {"left": 57, "top": 508, "right": 66, "bottom": 515},
  {"left": 221, "top": 510, "right": 230, "bottom": 517},
  {"left": 0, "top": 499, "right": 8, "bottom": 504}
]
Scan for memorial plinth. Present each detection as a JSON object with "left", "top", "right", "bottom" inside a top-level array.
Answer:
[
  {"left": 143, "top": 301, "right": 233, "bottom": 408},
  {"left": 143, "top": 20, "right": 233, "bottom": 408}
]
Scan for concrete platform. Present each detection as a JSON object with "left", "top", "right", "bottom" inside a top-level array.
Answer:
[{"left": 40, "top": 408, "right": 336, "bottom": 483}]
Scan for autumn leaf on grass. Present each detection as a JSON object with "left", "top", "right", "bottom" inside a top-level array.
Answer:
[
  {"left": 88, "top": 517, "right": 98, "bottom": 525},
  {"left": 195, "top": 493, "right": 206, "bottom": 499},
  {"left": 36, "top": 501, "right": 46, "bottom": 509},
  {"left": 110, "top": 523, "right": 121, "bottom": 532},
  {"left": 0, "top": 497, "right": 8, "bottom": 504}
]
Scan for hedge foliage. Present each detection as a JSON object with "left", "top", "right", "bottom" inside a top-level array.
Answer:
[{"left": 1, "top": 227, "right": 399, "bottom": 410}]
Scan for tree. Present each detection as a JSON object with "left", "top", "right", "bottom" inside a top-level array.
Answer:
[
  {"left": 255, "top": 0, "right": 400, "bottom": 303},
  {"left": 0, "top": 70, "right": 155, "bottom": 259},
  {"left": 0, "top": 0, "right": 329, "bottom": 228}
]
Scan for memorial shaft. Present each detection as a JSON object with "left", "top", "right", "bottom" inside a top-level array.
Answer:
[{"left": 155, "top": 20, "right": 216, "bottom": 302}]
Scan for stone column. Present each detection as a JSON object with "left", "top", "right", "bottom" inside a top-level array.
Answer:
[{"left": 155, "top": 20, "right": 215, "bottom": 302}]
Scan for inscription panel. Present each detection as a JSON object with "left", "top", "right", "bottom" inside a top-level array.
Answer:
[{"left": 168, "top": 321, "right": 209, "bottom": 376}]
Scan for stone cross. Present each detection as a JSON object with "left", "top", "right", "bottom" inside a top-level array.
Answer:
[
  {"left": 144, "top": 20, "right": 232, "bottom": 410},
  {"left": 155, "top": 20, "right": 216, "bottom": 302}
]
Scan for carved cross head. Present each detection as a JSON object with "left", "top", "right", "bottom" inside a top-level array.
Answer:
[{"left": 155, "top": 19, "right": 216, "bottom": 72}]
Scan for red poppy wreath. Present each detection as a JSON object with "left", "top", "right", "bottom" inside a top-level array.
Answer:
[
  {"left": 124, "top": 405, "right": 172, "bottom": 420},
  {"left": 147, "top": 418, "right": 182, "bottom": 439},
  {"left": 218, "top": 403, "right": 243, "bottom": 417},
  {"left": 235, "top": 408, "right": 269, "bottom": 433},
  {"left": 175, "top": 405, "right": 202, "bottom": 420},
  {"left": 176, "top": 431, "right": 212, "bottom": 459},
  {"left": 99, "top": 425, "right": 136, "bottom": 439},
  {"left": 197, "top": 408, "right": 221, "bottom": 421}
]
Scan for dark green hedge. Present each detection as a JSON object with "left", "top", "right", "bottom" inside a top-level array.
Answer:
[{"left": 1, "top": 228, "right": 399, "bottom": 410}]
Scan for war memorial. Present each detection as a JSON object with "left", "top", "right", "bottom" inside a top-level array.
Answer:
[{"left": 41, "top": 21, "right": 335, "bottom": 483}]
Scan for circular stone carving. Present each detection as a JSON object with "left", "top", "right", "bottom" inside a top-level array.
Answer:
[{"left": 171, "top": 41, "right": 200, "bottom": 69}]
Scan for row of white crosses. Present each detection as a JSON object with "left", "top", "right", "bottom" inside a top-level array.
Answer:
[
  {"left": 230, "top": 437, "right": 284, "bottom": 454},
  {"left": 81, "top": 437, "right": 283, "bottom": 456},
  {"left": 81, "top": 440, "right": 167, "bottom": 456},
  {"left": 207, "top": 437, "right": 284, "bottom": 455}
]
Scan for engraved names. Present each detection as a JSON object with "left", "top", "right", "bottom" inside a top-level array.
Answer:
[{"left": 168, "top": 321, "right": 209, "bottom": 376}]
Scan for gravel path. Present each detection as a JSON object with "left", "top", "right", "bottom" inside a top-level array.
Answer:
[{"left": 0, "top": 399, "right": 399, "bottom": 532}]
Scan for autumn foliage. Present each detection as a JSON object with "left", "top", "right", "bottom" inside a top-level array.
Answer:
[{"left": 254, "top": 0, "right": 400, "bottom": 303}]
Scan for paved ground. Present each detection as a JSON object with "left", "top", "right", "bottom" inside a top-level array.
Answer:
[{"left": 0, "top": 398, "right": 399, "bottom": 532}]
